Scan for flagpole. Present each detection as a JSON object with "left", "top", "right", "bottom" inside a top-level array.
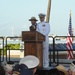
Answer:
[
  {"left": 46, "top": 0, "right": 51, "bottom": 22},
  {"left": 70, "top": 11, "right": 74, "bottom": 41},
  {"left": 70, "top": 10, "right": 72, "bottom": 17}
]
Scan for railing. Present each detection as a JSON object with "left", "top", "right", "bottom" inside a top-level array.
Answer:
[
  {"left": 0, "top": 37, "right": 4, "bottom": 62},
  {"left": 49, "top": 36, "right": 75, "bottom": 66},
  {"left": 6, "top": 37, "right": 22, "bottom": 62},
  {"left": 0, "top": 36, "right": 75, "bottom": 66}
]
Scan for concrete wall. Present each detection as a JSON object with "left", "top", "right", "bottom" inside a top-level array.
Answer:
[{"left": 7, "top": 50, "right": 24, "bottom": 58}]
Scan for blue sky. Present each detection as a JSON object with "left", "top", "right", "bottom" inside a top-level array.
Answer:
[{"left": 0, "top": 0, "right": 75, "bottom": 36}]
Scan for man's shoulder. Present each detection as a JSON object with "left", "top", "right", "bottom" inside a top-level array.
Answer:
[{"left": 45, "top": 22, "right": 50, "bottom": 26}]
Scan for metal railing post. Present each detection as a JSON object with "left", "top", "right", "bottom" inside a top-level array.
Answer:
[
  {"left": 53, "top": 37, "right": 55, "bottom": 62},
  {"left": 6, "top": 37, "right": 7, "bottom": 61}
]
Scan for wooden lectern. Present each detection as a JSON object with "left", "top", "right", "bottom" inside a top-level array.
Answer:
[{"left": 22, "top": 31, "right": 45, "bottom": 67}]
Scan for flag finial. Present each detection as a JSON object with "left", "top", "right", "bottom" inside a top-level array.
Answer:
[{"left": 70, "top": 10, "right": 72, "bottom": 17}]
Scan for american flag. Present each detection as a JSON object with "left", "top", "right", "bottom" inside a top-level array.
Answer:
[{"left": 66, "top": 11, "right": 74, "bottom": 59}]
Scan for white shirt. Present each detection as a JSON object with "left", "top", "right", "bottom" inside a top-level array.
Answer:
[{"left": 36, "top": 21, "right": 50, "bottom": 36}]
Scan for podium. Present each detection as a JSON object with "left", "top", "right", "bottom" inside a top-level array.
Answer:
[{"left": 22, "top": 31, "right": 45, "bottom": 67}]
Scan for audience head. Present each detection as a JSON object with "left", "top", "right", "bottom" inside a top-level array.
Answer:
[
  {"left": 46, "top": 68, "right": 60, "bottom": 75},
  {"left": 70, "top": 61, "right": 75, "bottom": 72},
  {"left": 4, "top": 61, "right": 14, "bottom": 75},
  {"left": 69, "top": 61, "right": 75, "bottom": 75},
  {"left": 56, "top": 65, "right": 68, "bottom": 75},
  {"left": 12, "top": 64, "right": 33, "bottom": 75},
  {"left": 0, "top": 64, "right": 5, "bottom": 75},
  {"left": 19, "top": 55, "right": 39, "bottom": 74}
]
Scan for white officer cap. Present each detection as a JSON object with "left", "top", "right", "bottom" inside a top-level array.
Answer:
[
  {"left": 38, "top": 13, "right": 46, "bottom": 17},
  {"left": 19, "top": 55, "right": 39, "bottom": 69}
]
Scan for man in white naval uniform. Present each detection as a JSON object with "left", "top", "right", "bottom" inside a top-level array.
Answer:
[{"left": 36, "top": 13, "right": 50, "bottom": 68}]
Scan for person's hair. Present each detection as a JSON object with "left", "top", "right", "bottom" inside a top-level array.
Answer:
[
  {"left": 46, "top": 68, "right": 60, "bottom": 75},
  {"left": 59, "top": 71, "right": 65, "bottom": 75},
  {"left": 0, "top": 64, "right": 5, "bottom": 75}
]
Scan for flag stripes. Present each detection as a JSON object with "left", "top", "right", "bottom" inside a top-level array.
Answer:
[{"left": 66, "top": 11, "right": 74, "bottom": 59}]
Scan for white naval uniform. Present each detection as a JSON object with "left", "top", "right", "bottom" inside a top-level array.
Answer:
[{"left": 36, "top": 21, "right": 50, "bottom": 67}]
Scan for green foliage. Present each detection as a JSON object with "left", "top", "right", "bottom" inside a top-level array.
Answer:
[
  {"left": 5, "top": 44, "right": 20, "bottom": 49},
  {"left": 3, "top": 44, "right": 20, "bottom": 55}
]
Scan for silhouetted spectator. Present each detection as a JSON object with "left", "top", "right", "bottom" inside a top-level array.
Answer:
[
  {"left": 67, "top": 68, "right": 72, "bottom": 75},
  {"left": 19, "top": 55, "right": 39, "bottom": 74},
  {"left": 12, "top": 64, "right": 33, "bottom": 75},
  {"left": 0, "top": 64, "right": 5, "bottom": 75},
  {"left": 46, "top": 68, "right": 60, "bottom": 75},
  {"left": 56, "top": 64, "right": 68, "bottom": 75},
  {"left": 68, "top": 61, "right": 75, "bottom": 75},
  {"left": 4, "top": 61, "right": 14, "bottom": 75}
]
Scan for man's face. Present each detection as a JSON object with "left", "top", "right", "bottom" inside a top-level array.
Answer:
[
  {"left": 39, "top": 17, "right": 45, "bottom": 22},
  {"left": 67, "top": 69, "right": 72, "bottom": 75},
  {"left": 31, "top": 20, "right": 36, "bottom": 25},
  {"left": 72, "top": 72, "right": 75, "bottom": 75}
]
